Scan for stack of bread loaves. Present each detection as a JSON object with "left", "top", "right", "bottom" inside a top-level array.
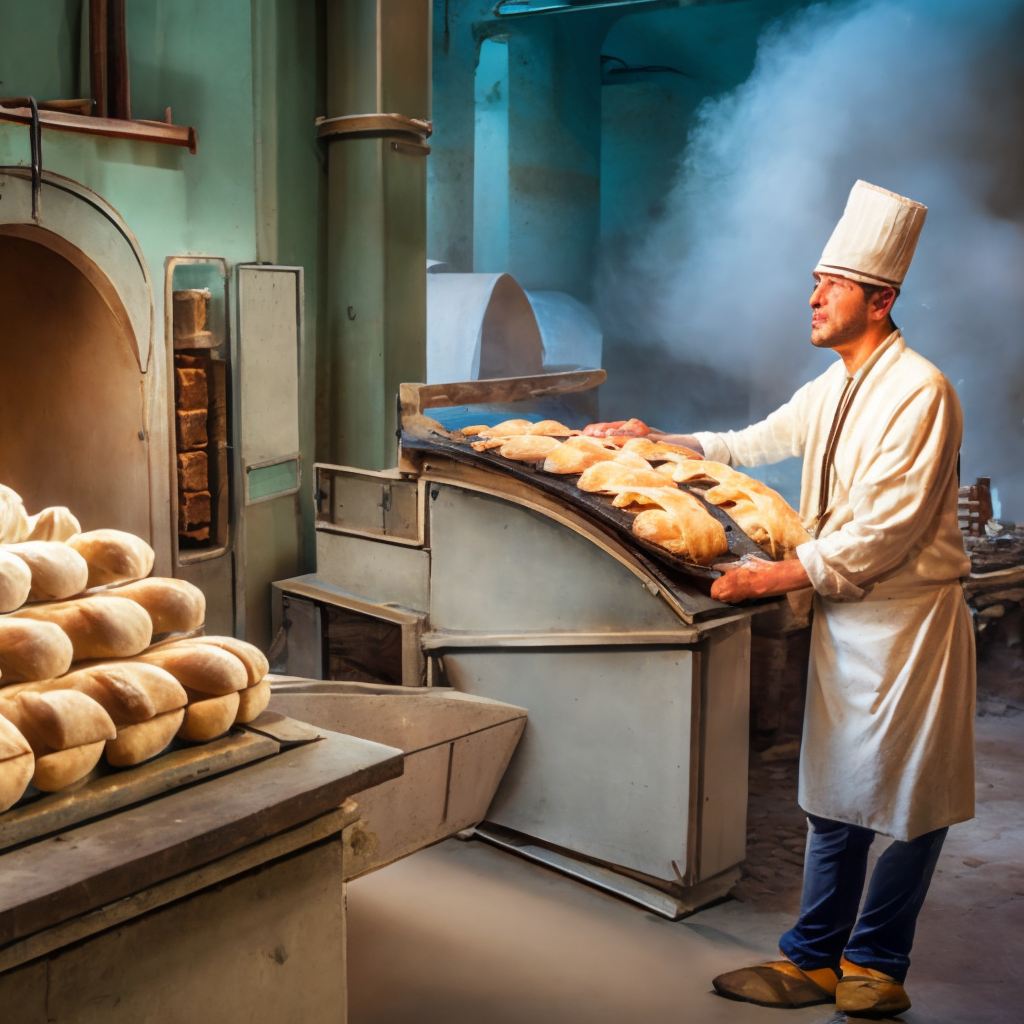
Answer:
[{"left": 0, "top": 484, "right": 270, "bottom": 811}]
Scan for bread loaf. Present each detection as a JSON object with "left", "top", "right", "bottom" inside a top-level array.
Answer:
[
  {"left": 0, "top": 690, "right": 116, "bottom": 792},
  {"left": 0, "top": 485, "right": 30, "bottom": 545},
  {"left": 0, "top": 712, "right": 32, "bottom": 761},
  {"left": 24, "top": 507, "right": 81, "bottom": 542},
  {"left": 12, "top": 595, "right": 153, "bottom": 661},
  {"left": 7, "top": 690, "right": 117, "bottom": 751},
  {"left": 184, "top": 636, "right": 268, "bottom": 687},
  {"left": 107, "top": 577, "right": 205, "bottom": 634},
  {"left": 0, "top": 618, "right": 74, "bottom": 683},
  {"left": 0, "top": 663, "right": 188, "bottom": 769},
  {"left": 59, "top": 666, "right": 155, "bottom": 724},
  {"left": 0, "top": 715, "right": 34, "bottom": 812},
  {"left": 33, "top": 741, "right": 106, "bottom": 791},
  {"left": 136, "top": 643, "right": 247, "bottom": 695},
  {"left": 178, "top": 690, "right": 240, "bottom": 742},
  {"left": 66, "top": 529, "right": 155, "bottom": 588},
  {"left": 235, "top": 677, "right": 271, "bottom": 724},
  {"left": 107, "top": 708, "right": 185, "bottom": 767},
  {"left": 0, "top": 550, "right": 32, "bottom": 613},
  {"left": 58, "top": 662, "right": 187, "bottom": 726},
  {"left": 5, "top": 541, "right": 90, "bottom": 601}
]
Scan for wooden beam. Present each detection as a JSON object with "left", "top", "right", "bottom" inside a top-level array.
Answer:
[
  {"left": 89, "top": 0, "right": 108, "bottom": 118},
  {"left": 0, "top": 105, "right": 197, "bottom": 153},
  {"left": 106, "top": 0, "right": 130, "bottom": 120}
]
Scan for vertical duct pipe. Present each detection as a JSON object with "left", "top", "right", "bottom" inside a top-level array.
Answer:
[{"left": 322, "top": 0, "right": 431, "bottom": 470}]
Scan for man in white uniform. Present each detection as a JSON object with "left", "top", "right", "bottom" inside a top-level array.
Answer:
[{"left": 638, "top": 182, "right": 974, "bottom": 1018}]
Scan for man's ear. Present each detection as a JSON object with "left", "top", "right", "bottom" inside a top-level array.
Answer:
[{"left": 872, "top": 286, "right": 897, "bottom": 320}]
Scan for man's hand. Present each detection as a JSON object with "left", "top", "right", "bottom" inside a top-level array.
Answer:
[
  {"left": 656, "top": 433, "right": 705, "bottom": 456},
  {"left": 580, "top": 420, "right": 706, "bottom": 454},
  {"left": 710, "top": 555, "right": 811, "bottom": 603},
  {"left": 582, "top": 418, "right": 651, "bottom": 438}
]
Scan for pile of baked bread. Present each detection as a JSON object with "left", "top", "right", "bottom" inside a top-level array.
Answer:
[
  {"left": 0, "top": 484, "right": 270, "bottom": 812},
  {"left": 459, "top": 420, "right": 808, "bottom": 566}
]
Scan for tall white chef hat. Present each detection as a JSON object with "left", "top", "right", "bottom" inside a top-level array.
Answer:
[{"left": 815, "top": 180, "right": 927, "bottom": 290}]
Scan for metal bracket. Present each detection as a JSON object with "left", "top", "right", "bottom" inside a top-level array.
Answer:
[
  {"left": 495, "top": 0, "right": 667, "bottom": 15},
  {"left": 28, "top": 97, "right": 41, "bottom": 222},
  {"left": 315, "top": 113, "right": 433, "bottom": 144},
  {"left": 473, "top": 822, "right": 741, "bottom": 920}
]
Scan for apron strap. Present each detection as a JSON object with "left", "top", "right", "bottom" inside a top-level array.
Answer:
[{"left": 815, "top": 372, "right": 869, "bottom": 535}]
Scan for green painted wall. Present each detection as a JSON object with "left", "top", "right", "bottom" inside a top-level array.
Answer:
[
  {"left": 0, "top": 1, "right": 84, "bottom": 102},
  {"left": 1, "top": 2, "right": 259, "bottom": 277},
  {"left": 0, "top": 0, "right": 325, "bottom": 571}
]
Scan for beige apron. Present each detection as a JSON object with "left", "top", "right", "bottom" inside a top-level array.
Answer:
[{"left": 696, "top": 331, "right": 976, "bottom": 840}]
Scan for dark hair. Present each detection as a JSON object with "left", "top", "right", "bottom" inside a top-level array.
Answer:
[{"left": 858, "top": 281, "right": 897, "bottom": 305}]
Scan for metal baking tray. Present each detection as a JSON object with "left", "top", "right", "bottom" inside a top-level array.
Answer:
[{"left": 401, "top": 433, "right": 768, "bottom": 582}]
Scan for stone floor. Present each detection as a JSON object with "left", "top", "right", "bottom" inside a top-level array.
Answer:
[{"left": 348, "top": 705, "right": 1024, "bottom": 1024}]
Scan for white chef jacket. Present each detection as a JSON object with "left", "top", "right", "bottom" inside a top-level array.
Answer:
[{"left": 695, "top": 330, "right": 976, "bottom": 840}]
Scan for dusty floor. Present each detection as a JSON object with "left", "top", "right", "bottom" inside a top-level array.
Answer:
[{"left": 348, "top": 707, "right": 1024, "bottom": 1024}]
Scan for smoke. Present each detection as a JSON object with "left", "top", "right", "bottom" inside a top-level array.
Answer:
[{"left": 598, "top": 0, "right": 1024, "bottom": 514}]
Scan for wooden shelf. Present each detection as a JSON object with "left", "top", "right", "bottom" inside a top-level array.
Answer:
[{"left": 0, "top": 104, "right": 197, "bottom": 153}]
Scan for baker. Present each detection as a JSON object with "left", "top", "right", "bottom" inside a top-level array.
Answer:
[{"left": 591, "top": 181, "right": 976, "bottom": 1019}]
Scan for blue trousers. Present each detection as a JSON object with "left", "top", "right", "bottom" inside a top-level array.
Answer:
[{"left": 778, "top": 814, "right": 947, "bottom": 984}]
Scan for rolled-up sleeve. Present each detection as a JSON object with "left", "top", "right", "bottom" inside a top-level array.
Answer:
[
  {"left": 693, "top": 380, "right": 814, "bottom": 468},
  {"left": 797, "top": 379, "right": 961, "bottom": 598}
]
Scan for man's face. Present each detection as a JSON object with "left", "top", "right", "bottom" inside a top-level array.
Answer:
[{"left": 809, "top": 274, "right": 871, "bottom": 349}]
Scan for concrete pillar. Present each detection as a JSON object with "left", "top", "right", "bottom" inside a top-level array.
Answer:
[
  {"left": 428, "top": 1, "right": 492, "bottom": 271},
  {"left": 322, "top": 0, "right": 431, "bottom": 470},
  {"left": 506, "top": 19, "right": 604, "bottom": 299},
  {"left": 429, "top": 4, "right": 607, "bottom": 299}
]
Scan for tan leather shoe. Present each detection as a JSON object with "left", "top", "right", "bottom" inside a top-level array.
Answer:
[
  {"left": 712, "top": 959, "right": 838, "bottom": 1008},
  {"left": 837, "top": 957, "right": 911, "bottom": 1019}
]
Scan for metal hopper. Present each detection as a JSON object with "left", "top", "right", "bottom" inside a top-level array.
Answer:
[{"left": 268, "top": 677, "right": 527, "bottom": 879}]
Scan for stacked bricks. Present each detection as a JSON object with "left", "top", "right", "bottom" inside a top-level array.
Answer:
[
  {"left": 958, "top": 476, "right": 994, "bottom": 537},
  {"left": 173, "top": 290, "right": 212, "bottom": 544},
  {"left": 172, "top": 288, "right": 213, "bottom": 347}
]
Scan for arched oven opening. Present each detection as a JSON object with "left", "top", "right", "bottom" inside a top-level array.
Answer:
[
  {"left": 0, "top": 169, "right": 166, "bottom": 572},
  {"left": 0, "top": 228, "right": 152, "bottom": 541}
]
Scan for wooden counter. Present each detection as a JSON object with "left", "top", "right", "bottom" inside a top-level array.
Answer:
[{"left": 0, "top": 723, "right": 403, "bottom": 1024}]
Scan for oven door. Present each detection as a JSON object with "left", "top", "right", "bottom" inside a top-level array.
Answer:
[{"left": 233, "top": 263, "right": 305, "bottom": 648}]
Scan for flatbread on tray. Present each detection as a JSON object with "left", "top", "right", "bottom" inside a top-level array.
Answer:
[
  {"left": 605, "top": 485, "right": 729, "bottom": 565},
  {"left": 659, "top": 460, "right": 808, "bottom": 558},
  {"left": 542, "top": 435, "right": 620, "bottom": 474},
  {"left": 496, "top": 436, "right": 563, "bottom": 462},
  {"left": 576, "top": 461, "right": 676, "bottom": 494},
  {"left": 619, "top": 437, "right": 704, "bottom": 462}
]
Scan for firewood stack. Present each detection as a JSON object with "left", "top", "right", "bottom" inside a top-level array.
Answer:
[
  {"left": 958, "top": 476, "right": 994, "bottom": 537},
  {"left": 173, "top": 289, "right": 213, "bottom": 544}
]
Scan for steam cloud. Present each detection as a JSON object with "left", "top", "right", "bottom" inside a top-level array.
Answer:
[{"left": 599, "top": 0, "right": 1024, "bottom": 515}]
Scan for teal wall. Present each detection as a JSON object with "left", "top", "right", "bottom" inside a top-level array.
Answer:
[
  {"left": 0, "top": 0, "right": 325, "bottom": 567},
  {"left": 430, "top": 0, "right": 617, "bottom": 295},
  {"left": 430, "top": 1, "right": 811, "bottom": 299},
  {"left": 427, "top": 0, "right": 815, "bottom": 503},
  {"left": 600, "top": 0, "right": 811, "bottom": 244},
  {"left": 597, "top": 0, "right": 813, "bottom": 429}
]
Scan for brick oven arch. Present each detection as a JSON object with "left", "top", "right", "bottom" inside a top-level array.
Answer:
[
  {"left": 0, "top": 169, "right": 152, "bottom": 371},
  {"left": 0, "top": 170, "right": 167, "bottom": 568}
]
